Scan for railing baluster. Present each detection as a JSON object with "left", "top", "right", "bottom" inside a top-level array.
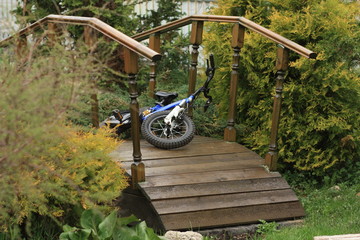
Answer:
[
  {"left": 16, "top": 35, "right": 27, "bottom": 59},
  {"left": 224, "top": 23, "right": 245, "bottom": 142},
  {"left": 84, "top": 26, "right": 100, "bottom": 128},
  {"left": 124, "top": 48, "right": 145, "bottom": 187},
  {"left": 188, "top": 21, "right": 203, "bottom": 117},
  {"left": 148, "top": 33, "right": 161, "bottom": 98},
  {"left": 265, "top": 45, "right": 289, "bottom": 171},
  {"left": 47, "top": 22, "right": 58, "bottom": 46}
]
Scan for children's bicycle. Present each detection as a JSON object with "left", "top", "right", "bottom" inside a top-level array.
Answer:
[{"left": 101, "top": 54, "right": 216, "bottom": 149}]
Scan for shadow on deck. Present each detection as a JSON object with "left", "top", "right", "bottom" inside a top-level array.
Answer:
[{"left": 111, "top": 136, "right": 304, "bottom": 231}]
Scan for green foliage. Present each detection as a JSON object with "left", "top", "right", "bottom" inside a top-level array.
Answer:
[
  {"left": 0, "top": 44, "right": 127, "bottom": 236},
  {"left": 137, "top": 0, "right": 183, "bottom": 31},
  {"left": 255, "top": 220, "right": 279, "bottom": 236},
  {"left": 204, "top": 0, "right": 360, "bottom": 183},
  {"left": 60, "top": 209, "right": 166, "bottom": 240},
  {"left": 14, "top": 0, "right": 136, "bottom": 35}
]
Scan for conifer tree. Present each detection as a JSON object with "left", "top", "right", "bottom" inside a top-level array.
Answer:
[{"left": 204, "top": 0, "right": 360, "bottom": 183}]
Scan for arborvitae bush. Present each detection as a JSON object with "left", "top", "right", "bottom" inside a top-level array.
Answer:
[
  {"left": 204, "top": 0, "right": 360, "bottom": 184},
  {"left": 0, "top": 43, "right": 128, "bottom": 233}
]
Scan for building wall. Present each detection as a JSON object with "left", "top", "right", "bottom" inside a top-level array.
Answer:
[
  {"left": 135, "top": 0, "right": 216, "bottom": 16},
  {"left": 135, "top": 0, "right": 216, "bottom": 34},
  {"left": 0, "top": 0, "right": 18, "bottom": 40}
]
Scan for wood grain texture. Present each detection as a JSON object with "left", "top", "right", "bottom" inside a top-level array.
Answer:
[
  {"left": 153, "top": 189, "right": 299, "bottom": 214},
  {"left": 142, "top": 177, "right": 289, "bottom": 200},
  {"left": 112, "top": 136, "right": 305, "bottom": 230},
  {"left": 139, "top": 168, "right": 280, "bottom": 188},
  {"left": 160, "top": 201, "right": 305, "bottom": 230}
]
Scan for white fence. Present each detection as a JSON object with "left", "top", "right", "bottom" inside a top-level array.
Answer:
[{"left": 135, "top": 0, "right": 215, "bottom": 16}]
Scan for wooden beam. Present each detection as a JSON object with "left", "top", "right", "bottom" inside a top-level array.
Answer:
[
  {"left": 47, "top": 22, "right": 58, "bottom": 47},
  {"left": 16, "top": 35, "right": 27, "bottom": 60},
  {"left": 224, "top": 24, "right": 245, "bottom": 141},
  {"left": 265, "top": 46, "right": 289, "bottom": 171},
  {"left": 124, "top": 48, "right": 144, "bottom": 186},
  {"left": 148, "top": 33, "right": 161, "bottom": 98},
  {"left": 84, "top": 26, "right": 100, "bottom": 128},
  {"left": 84, "top": 25, "right": 98, "bottom": 50},
  {"left": 188, "top": 21, "right": 204, "bottom": 117}
]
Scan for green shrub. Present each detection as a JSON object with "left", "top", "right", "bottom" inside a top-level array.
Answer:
[
  {"left": 204, "top": 0, "right": 360, "bottom": 184},
  {"left": 0, "top": 44, "right": 128, "bottom": 235}
]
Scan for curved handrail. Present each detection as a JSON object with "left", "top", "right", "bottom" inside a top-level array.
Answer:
[
  {"left": 132, "top": 15, "right": 317, "bottom": 59},
  {"left": 0, "top": 14, "right": 162, "bottom": 62}
]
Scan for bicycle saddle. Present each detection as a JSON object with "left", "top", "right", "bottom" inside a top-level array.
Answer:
[{"left": 155, "top": 91, "right": 178, "bottom": 106}]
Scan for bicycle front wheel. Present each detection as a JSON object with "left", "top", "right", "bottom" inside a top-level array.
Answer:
[{"left": 141, "top": 110, "right": 195, "bottom": 149}]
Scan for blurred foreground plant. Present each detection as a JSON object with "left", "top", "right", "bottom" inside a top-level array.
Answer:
[{"left": 0, "top": 43, "right": 128, "bottom": 236}]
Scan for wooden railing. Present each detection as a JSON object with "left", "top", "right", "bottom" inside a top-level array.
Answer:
[
  {"left": 1, "top": 14, "right": 316, "bottom": 186},
  {"left": 132, "top": 15, "right": 316, "bottom": 172},
  {"left": 0, "top": 14, "right": 162, "bottom": 187}
]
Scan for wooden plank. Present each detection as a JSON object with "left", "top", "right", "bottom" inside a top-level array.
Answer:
[
  {"left": 142, "top": 177, "right": 289, "bottom": 200},
  {"left": 124, "top": 157, "right": 264, "bottom": 176},
  {"left": 160, "top": 201, "right": 305, "bottom": 230},
  {"left": 116, "top": 141, "right": 249, "bottom": 161},
  {"left": 117, "top": 136, "right": 223, "bottom": 151},
  {"left": 130, "top": 158, "right": 264, "bottom": 177},
  {"left": 121, "top": 152, "right": 263, "bottom": 169},
  {"left": 153, "top": 189, "right": 299, "bottom": 215},
  {"left": 139, "top": 168, "right": 281, "bottom": 188},
  {"left": 314, "top": 234, "right": 360, "bottom": 240}
]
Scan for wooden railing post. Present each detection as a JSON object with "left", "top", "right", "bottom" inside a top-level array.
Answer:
[
  {"left": 84, "top": 26, "right": 100, "bottom": 128},
  {"left": 224, "top": 23, "right": 245, "bottom": 142},
  {"left": 16, "top": 35, "right": 27, "bottom": 60},
  {"left": 148, "top": 33, "right": 161, "bottom": 98},
  {"left": 47, "top": 22, "right": 58, "bottom": 46},
  {"left": 124, "top": 48, "right": 145, "bottom": 187},
  {"left": 265, "top": 46, "right": 289, "bottom": 171},
  {"left": 188, "top": 21, "right": 203, "bottom": 117}
]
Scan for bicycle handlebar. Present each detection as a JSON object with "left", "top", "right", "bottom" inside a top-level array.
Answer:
[
  {"left": 209, "top": 54, "right": 215, "bottom": 69},
  {"left": 192, "top": 54, "right": 216, "bottom": 111}
]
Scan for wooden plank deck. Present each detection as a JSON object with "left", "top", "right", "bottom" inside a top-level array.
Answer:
[{"left": 112, "top": 136, "right": 305, "bottom": 231}]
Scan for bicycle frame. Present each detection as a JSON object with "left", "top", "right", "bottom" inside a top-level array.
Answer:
[
  {"left": 143, "top": 96, "right": 195, "bottom": 120},
  {"left": 143, "top": 54, "right": 215, "bottom": 122}
]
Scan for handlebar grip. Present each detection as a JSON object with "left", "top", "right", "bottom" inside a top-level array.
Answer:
[{"left": 209, "top": 54, "right": 215, "bottom": 69}]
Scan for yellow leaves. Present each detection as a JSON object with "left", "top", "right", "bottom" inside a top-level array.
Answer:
[{"left": 52, "top": 210, "right": 64, "bottom": 217}]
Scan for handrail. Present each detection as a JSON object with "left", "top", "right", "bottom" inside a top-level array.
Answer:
[
  {"left": 132, "top": 15, "right": 317, "bottom": 59},
  {"left": 0, "top": 14, "right": 162, "bottom": 62}
]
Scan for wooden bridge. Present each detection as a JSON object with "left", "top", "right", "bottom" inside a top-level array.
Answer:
[
  {"left": 1, "top": 13, "right": 316, "bottom": 231},
  {"left": 114, "top": 136, "right": 305, "bottom": 231}
]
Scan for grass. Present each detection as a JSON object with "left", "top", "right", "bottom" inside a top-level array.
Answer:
[{"left": 250, "top": 183, "right": 360, "bottom": 240}]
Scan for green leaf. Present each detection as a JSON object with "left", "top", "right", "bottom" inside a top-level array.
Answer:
[
  {"left": 135, "top": 221, "right": 148, "bottom": 239},
  {"left": 146, "top": 227, "right": 167, "bottom": 240},
  {"left": 63, "top": 224, "right": 75, "bottom": 232},
  {"left": 113, "top": 227, "right": 141, "bottom": 240},
  {"left": 72, "top": 229, "right": 92, "bottom": 240},
  {"left": 117, "top": 215, "right": 139, "bottom": 226},
  {"left": 60, "top": 228, "right": 91, "bottom": 240},
  {"left": 80, "top": 209, "right": 104, "bottom": 233},
  {"left": 98, "top": 211, "right": 117, "bottom": 239},
  {"left": 59, "top": 232, "right": 71, "bottom": 240}
]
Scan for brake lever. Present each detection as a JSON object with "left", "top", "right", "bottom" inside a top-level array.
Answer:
[{"left": 204, "top": 96, "right": 212, "bottom": 112}]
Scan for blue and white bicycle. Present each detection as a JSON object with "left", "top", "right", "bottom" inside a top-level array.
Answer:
[{"left": 101, "top": 54, "right": 215, "bottom": 149}]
